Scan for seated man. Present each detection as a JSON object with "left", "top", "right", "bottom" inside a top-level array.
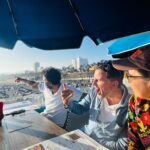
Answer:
[
  {"left": 15, "top": 67, "right": 84, "bottom": 127},
  {"left": 61, "top": 61, "right": 130, "bottom": 150}
]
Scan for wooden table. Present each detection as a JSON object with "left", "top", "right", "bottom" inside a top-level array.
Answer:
[{"left": 0, "top": 110, "right": 66, "bottom": 150}]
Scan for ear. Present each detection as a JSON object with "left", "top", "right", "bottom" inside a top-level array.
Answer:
[{"left": 112, "top": 80, "right": 119, "bottom": 87}]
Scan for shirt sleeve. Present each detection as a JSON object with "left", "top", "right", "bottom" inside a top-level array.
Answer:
[
  {"left": 98, "top": 135, "right": 128, "bottom": 150},
  {"left": 128, "top": 124, "right": 141, "bottom": 150},
  {"left": 128, "top": 95, "right": 150, "bottom": 150},
  {"left": 68, "top": 87, "right": 95, "bottom": 115},
  {"left": 93, "top": 122, "right": 127, "bottom": 150}
]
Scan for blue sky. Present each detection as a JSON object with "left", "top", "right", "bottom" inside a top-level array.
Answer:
[{"left": 0, "top": 37, "right": 114, "bottom": 74}]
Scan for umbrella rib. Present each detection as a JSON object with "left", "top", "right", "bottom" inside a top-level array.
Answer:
[
  {"left": 68, "top": 0, "right": 85, "bottom": 32},
  {"left": 6, "top": 0, "right": 19, "bottom": 36}
]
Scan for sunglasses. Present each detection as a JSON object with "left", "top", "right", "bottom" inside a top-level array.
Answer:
[{"left": 124, "top": 72, "right": 145, "bottom": 79}]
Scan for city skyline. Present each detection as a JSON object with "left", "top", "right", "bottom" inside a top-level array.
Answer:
[
  {"left": 0, "top": 37, "right": 113, "bottom": 74},
  {"left": 72, "top": 57, "right": 88, "bottom": 71}
]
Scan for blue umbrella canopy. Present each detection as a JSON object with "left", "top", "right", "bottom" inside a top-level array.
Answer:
[
  {"left": 0, "top": 0, "right": 150, "bottom": 50},
  {"left": 108, "top": 31, "right": 150, "bottom": 55}
]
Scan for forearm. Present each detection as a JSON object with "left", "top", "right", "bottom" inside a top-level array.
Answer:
[
  {"left": 19, "top": 78, "right": 38, "bottom": 89},
  {"left": 97, "top": 125, "right": 128, "bottom": 150},
  {"left": 68, "top": 101, "right": 89, "bottom": 115},
  {"left": 98, "top": 137, "right": 127, "bottom": 150},
  {"left": 80, "top": 92, "right": 87, "bottom": 100}
]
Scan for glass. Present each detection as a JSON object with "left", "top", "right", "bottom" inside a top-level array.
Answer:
[
  {"left": 124, "top": 72, "right": 145, "bottom": 80},
  {"left": 34, "top": 94, "right": 45, "bottom": 107}
]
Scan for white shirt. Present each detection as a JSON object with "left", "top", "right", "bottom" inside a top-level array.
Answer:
[
  {"left": 38, "top": 82, "right": 82, "bottom": 127},
  {"left": 98, "top": 98, "right": 120, "bottom": 123}
]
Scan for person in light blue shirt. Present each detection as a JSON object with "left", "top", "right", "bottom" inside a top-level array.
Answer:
[{"left": 61, "top": 60, "right": 130, "bottom": 150}]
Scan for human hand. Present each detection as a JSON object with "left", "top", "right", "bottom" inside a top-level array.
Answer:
[
  {"left": 15, "top": 77, "right": 23, "bottom": 83},
  {"left": 61, "top": 84, "right": 73, "bottom": 107}
]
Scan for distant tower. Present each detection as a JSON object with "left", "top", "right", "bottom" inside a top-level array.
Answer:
[
  {"left": 72, "top": 57, "right": 88, "bottom": 71},
  {"left": 34, "top": 62, "right": 40, "bottom": 73},
  {"left": 71, "top": 58, "right": 77, "bottom": 69}
]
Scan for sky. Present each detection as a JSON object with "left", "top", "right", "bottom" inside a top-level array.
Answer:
[{"left": 0, "top": 37, "right": 114, "bottom": 74}]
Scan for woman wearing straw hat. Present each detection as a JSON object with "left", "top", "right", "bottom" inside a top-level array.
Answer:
[{"left": 112, "top": 45, "right": 150, "bottom": 150}]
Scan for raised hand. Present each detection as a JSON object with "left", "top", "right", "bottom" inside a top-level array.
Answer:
[
  {"left": 61, "top": 84, "right": 73, "bottom": 107},
  {"left": 15, "top": 77, "right": 23, "bottom": 83}
]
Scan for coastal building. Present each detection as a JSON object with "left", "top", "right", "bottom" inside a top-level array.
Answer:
[{"left": 72, "top": 57, "right": 88, "bottom": 71}]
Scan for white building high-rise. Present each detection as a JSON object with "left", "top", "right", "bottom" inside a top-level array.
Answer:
[
  {"left": 71, "top": 57, "right": 88, "bottom": 70},
  {"left": 71, "top": 58, "right": 77, "bottom": 69},
  {"left": 34, "top": 62, "right": 40, "bottom": 73}
]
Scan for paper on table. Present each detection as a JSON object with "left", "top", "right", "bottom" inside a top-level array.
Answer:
[
  {"left": 4, "top": 101, "right": 32, "bottom": 110},
  {"left": 3, "top": 101, "right": 38, "bottom": 115},
  {"left": 3, "top": 105, "right": 38, "bottom": 115},
  {"left": 23, "top": 129, "right": 109, "bottom": 150},
  {"left": 4, "top": 114, "right": 32, "bottom": 133}
]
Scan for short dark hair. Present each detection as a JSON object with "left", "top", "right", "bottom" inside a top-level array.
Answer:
[
  {"left": 43, "top": 67, "right": 61, "bottom": 85},
  {"left": 96, "top": 60, "right": 124, "bottom": 86}
]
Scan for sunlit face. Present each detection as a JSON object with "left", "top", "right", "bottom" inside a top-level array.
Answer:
[
  {"left": 93, "top": 69, "right": 117, "bottom": 98},
  {"left": 127, "top": 70, "right": 150, "bottom": 99}
]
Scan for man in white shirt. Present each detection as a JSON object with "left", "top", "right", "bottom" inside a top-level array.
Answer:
[{"left": 15, "top": 67, "right": 84, "bottom": 127}]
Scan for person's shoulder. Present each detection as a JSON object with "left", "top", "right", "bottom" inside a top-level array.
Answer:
[{"left": 88, "top": 86, "right": 96, "bottom": 93}]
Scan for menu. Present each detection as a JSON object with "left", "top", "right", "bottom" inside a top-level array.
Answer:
[{"left": 23, "top": 129, "right": 109, "bottom": 150}]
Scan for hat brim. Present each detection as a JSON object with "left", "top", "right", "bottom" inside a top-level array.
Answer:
[{"left": 112, "top": 58, "right": 139, "bottom": 71}]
